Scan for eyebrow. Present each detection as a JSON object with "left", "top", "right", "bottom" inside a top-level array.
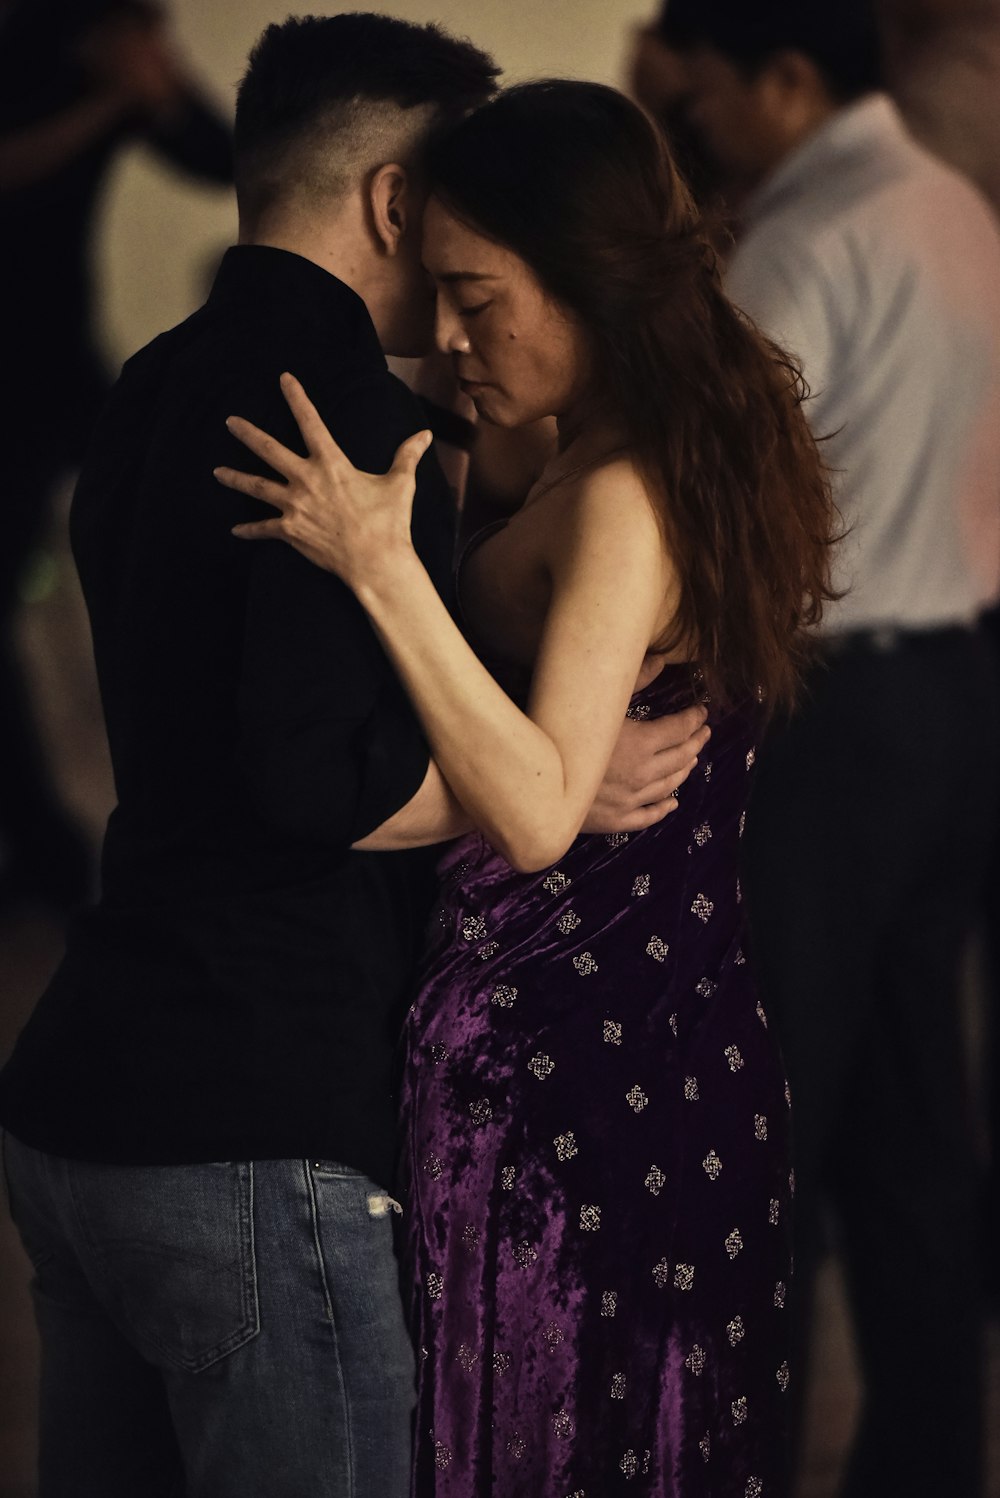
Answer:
[{"left": 433, "top": 271, "right": 500, "bottom": 284}]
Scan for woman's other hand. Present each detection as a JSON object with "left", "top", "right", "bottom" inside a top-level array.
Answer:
[
  {"left": 581, "top": 705, "right": 710, "bottom": 834},
  {"left": 214, "top": 372, "right": 433, "bottom": 590}
]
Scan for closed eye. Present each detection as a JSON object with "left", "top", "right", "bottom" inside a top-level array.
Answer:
[{"left": 459, "top": 300, "right": 493, "bottom": 318}]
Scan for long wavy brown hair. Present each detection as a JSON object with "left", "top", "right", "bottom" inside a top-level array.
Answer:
[{"left": 427, "top": 80, "right": 840, "bottom": 712}]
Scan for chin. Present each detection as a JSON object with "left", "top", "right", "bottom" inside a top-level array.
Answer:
[{"left": 471, "top": 394, "right": 519, "bottom": 427}]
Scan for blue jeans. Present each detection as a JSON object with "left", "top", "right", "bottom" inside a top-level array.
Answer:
[{"left": 3, "top": 1136, "right": 415, "bottom": 1497}]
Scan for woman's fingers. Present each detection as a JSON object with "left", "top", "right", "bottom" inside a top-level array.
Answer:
[
  {"left": 279, "top": 372, "right": 350, "bottom": 466},
  {"left": 231, "top": 519, "right": 286, "bottom": 542},
  {"left": 391, "top": 429, "right": 434, "bottom": 481},
  {"left": 213, "top": 465, "right": 289, "bottom": 511},
  {"left": 618, "top": 795, "right": 680, "bottom": 831},
  {"left": 657, "top": 755, "right": 700, "bottom": 797},
  {"left": 225, "top": 413, "right": 304, "bottom": 482},
  {"left": 621, "top": 756, "right": 698, "bottom": 809}
]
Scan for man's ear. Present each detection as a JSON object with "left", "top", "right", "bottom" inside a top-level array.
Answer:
[
  {"left": 369, "top": 162, "right": 409, "bottom": 257},
  {"left": 765, "top": 48, "right": 832, "bottom": 107}
]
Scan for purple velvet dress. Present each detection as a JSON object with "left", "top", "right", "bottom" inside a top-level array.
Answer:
[{"left": 399, "top": 664, "right": 792, "bottom": 1497}]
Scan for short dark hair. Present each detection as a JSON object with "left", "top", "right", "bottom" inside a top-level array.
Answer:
[
  {"left": 234, "top": 13, "right": 500, "bottom": 226},
  {"left": 656, "top": 0, "right": 884, "bottom": 102}
]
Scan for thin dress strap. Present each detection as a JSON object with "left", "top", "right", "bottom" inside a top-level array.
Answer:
[{"left": 454, "top": 518, "right": 509, "bottom": 631}]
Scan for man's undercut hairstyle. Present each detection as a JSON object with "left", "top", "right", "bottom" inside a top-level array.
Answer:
[
  {"left": 234, "top": 12, "right": 500, "bottom": 230},
  {"left": 657, "top": 0, "right": 884, "bottom": 102}
]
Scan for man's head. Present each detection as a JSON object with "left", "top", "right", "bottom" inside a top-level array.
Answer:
[
  {"left": 234, "top": 13, "right": 499, "bottom": 355},
  {"left": 657, "top": 0, "right": 884, "bottom": 188}
]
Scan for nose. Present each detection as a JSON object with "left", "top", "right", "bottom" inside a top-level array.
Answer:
[{"left": 435, "top": 299, "right": 472, "bottom": 357}]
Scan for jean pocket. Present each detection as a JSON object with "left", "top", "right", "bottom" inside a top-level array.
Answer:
[{"left": 70, "top": 1160, "right": 259, "bottom": 1373}]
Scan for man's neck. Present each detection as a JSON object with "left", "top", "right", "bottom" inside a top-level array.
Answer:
[
  {"left": 239, "top": 214, "right": 398, "bottom": 353},
  {"left": 239, "top": 220, "right": 365, "bottom": 298},
  {"left": 751, "top": 94, "right": 841, "bottom": 193}
]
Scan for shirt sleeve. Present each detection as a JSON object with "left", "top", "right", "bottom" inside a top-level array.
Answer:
[{"left": 235, "top": 369, "right": 435, "bottom": 848}]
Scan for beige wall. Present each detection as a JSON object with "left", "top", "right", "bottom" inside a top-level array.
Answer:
[{"left": 99, "top": 0, "right": 655, "bottom": 366}]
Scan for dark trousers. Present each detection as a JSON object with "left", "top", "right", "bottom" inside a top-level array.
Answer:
[
  {"left": 980, "top": 606, "right": 1000, "bottom": 1268},
  {"left": 4, "top": 1137, "right": 415, "bottom": 1497},
  {"left": 742, "top": 626, "right": 999, "bottom": 1498}
]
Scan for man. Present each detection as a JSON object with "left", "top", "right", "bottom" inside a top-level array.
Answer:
[
  {"left": 662, "top": 2, "right": 1000, "bottom": 1495},
  {"left": 0, "top": 16, "right": 707, "bottom": 1496},
  {"left": 880, "top": 0, "right": 1000, "bottom": 1306},
  {"left": 0, "top": 0, "right": 232, "bottom": 914}
]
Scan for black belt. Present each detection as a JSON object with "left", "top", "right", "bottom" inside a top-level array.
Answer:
[{"left": 822, "top": 623, "right": 977, "bottom": 657}]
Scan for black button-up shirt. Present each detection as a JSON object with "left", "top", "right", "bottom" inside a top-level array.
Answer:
[{"left": 0, "top": 246, "right": 456, "bottom": 1186}]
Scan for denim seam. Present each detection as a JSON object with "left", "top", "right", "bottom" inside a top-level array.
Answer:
[
  {"left": 303, "top": 1160, "right": 356, "bottom": 1497},
  {"left": 310, "top": 1161, "right": 365, "bottom": 1180},
  {"left": 240, "top": 1162, "right": 260, "bottom": 1348}
]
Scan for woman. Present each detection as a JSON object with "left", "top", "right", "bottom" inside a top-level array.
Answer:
[{"left": 217, "top": 81, "right": 836, "bottom": 1498}]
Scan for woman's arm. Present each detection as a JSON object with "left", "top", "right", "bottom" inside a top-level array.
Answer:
[
  {"left": 352, "top": 708, "right": 710, "bottom": 851},
  {"left": 216, "top": 376, "right": 672, "bottom": 873},
  {"left": 357, "top": 482, "right": 668, "bottom": 870}
]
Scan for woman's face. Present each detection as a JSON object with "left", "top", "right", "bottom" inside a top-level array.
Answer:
[{"left": 422, "top": 196, "right": 593, "bottom": 428}]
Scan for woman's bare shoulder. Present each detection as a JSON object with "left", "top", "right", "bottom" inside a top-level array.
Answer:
[
  {"left": 529, "top": 449, "right": 678, "bottom": 646},
  {"left": 552, "top": 455, "right": 677, "bottom": 635},
  {"left": 579, "top": 451, "right": 656, "bottom": 502},
  {"left": 552, "top": 453, "right": 663, "bottom": 553},
  {"left": 533, "top": 449, "right": 655, "bottom": 517}
]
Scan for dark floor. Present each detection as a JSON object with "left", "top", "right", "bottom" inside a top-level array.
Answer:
[{"left": 1, "top": 496, "right": 999, "bottom": 1496}]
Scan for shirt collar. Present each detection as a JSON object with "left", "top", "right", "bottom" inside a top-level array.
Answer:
[
  {"left": 208, "top": 244, "right": 382, "bottom": 353},
  {"left": 743, "top": 93, "right": 908, "bottom": 226}
]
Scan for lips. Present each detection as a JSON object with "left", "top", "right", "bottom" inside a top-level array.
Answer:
[{"left": 458, "top": 378, "right": 490, "bottom": 395}]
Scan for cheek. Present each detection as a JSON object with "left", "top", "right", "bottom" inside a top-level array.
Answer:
[
  {"left": 478, "top": 324, "right": 525, "bottom": 381},
  {"left": 479, "top": 311, "right": 586, "bottom": 419},
  {"left": 516, "top": 347, "right": 580, "bottom": 420},
  {"left": 705, "top": 95, "right": 740, "bottom": 145},
  {"left": 695, "top": 89, "right": 750, "bottom": 159}
]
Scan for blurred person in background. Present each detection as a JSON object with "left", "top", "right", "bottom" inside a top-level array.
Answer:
[
  {"left": 882, "top": 0, "right": 1000, "bottom": 209},
  {"left": 627, "top": 0, "right": 747, "bottom": 220},
  {"left": 659, "top": 1, "right": 1000, "bottom": 1494},
  {"left": 881, "top": 0, "right": 1000, "bottom": 1309},
  {"left": 0, "top": 0, "right": 231, "bottom": 917}
]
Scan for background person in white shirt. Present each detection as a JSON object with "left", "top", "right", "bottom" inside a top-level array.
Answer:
[{"left": 659, "top": 2, "right": 1000, "bottom": 1494}]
